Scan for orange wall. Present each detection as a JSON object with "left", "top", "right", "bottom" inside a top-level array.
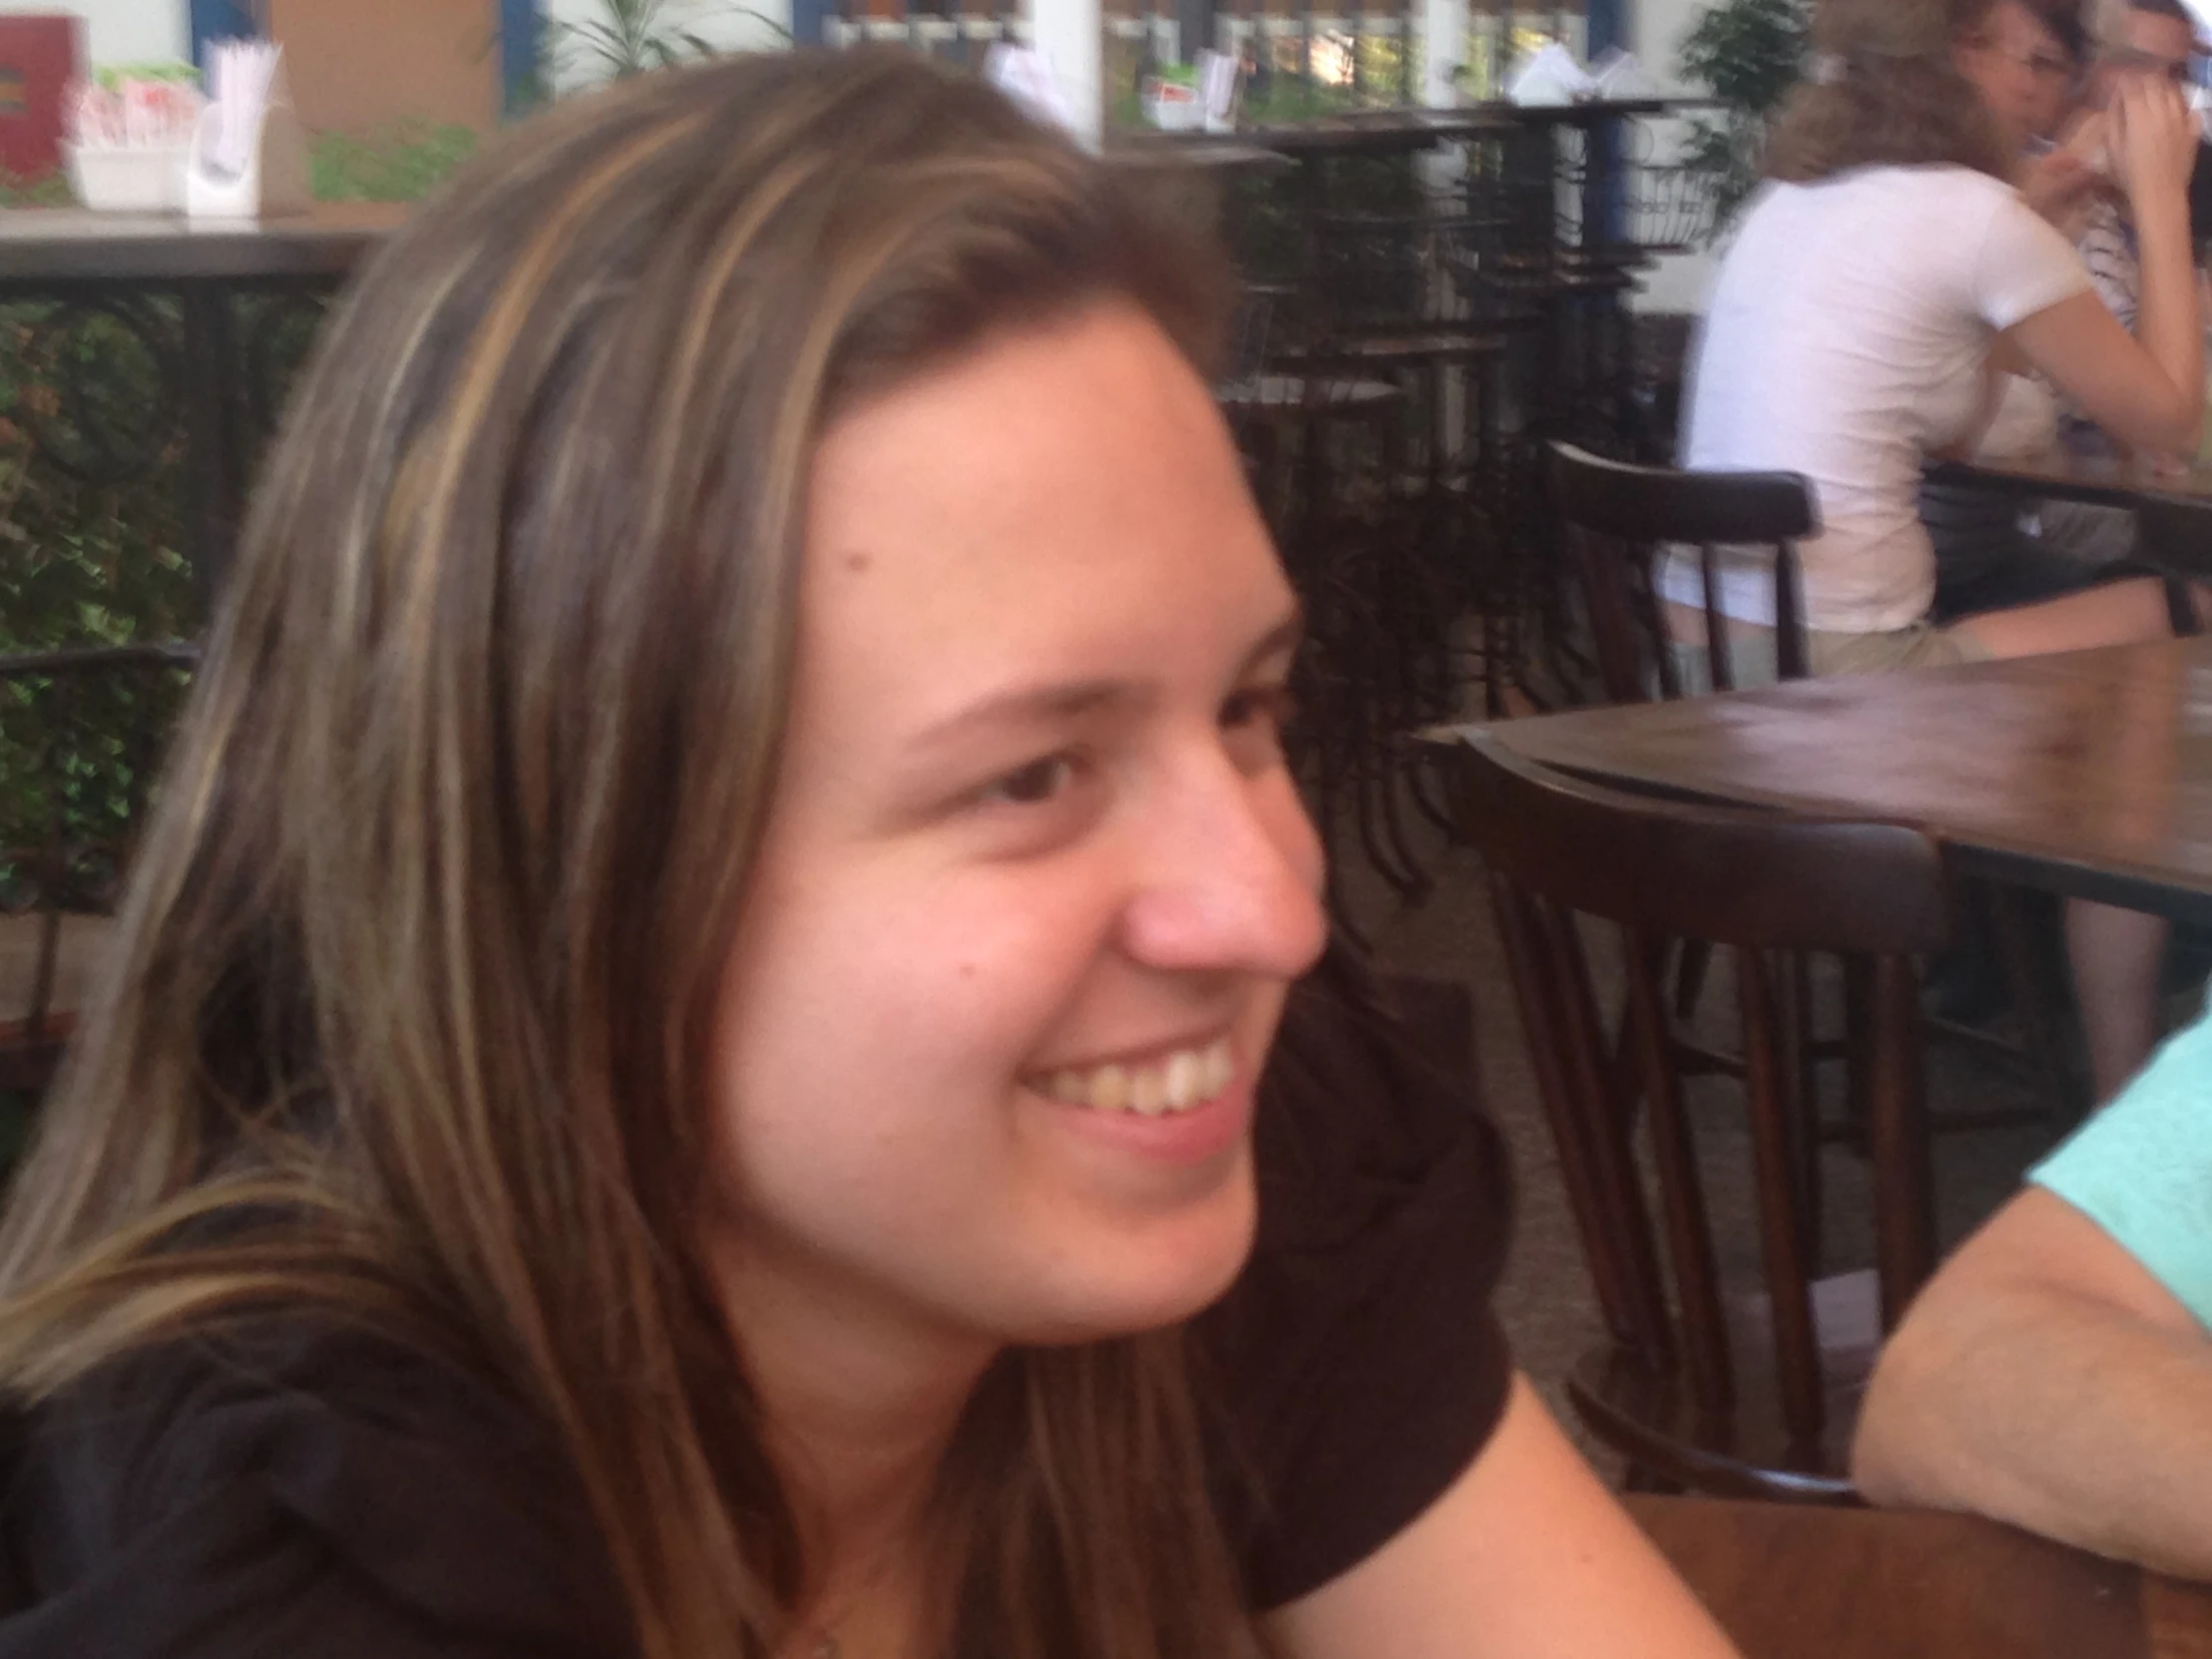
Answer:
[{"left": 271, "top": 0, "right": 500, "bottom": 136}]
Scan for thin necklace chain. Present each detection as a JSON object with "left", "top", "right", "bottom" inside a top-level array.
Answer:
[{"left": 803, "top": 1534, "right": 908, "bottom": 1659}]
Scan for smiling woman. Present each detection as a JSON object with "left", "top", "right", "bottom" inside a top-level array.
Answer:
[{"left": 0, "top": 48, "right": 1739, "bottom": 1659}]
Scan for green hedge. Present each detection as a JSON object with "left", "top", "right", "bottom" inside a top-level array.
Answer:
[{"left": 0, "top": 135, "right": 448, "bottom": 892}]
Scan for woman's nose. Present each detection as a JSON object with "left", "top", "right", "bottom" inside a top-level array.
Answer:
[{"left": 1117, "top": 758, "right": 1328, "bottom": 980}]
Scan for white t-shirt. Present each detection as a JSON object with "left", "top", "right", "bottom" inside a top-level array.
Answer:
[{"left": 1668, "top": 166, "right": 2089, "bottom": 632}]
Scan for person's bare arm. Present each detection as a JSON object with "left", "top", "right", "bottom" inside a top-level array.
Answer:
[
  {"left": 1264, "top": 1375, "right": 1742, "bottom": 1659},
  {"left": 1853, "top": 1187, "right": 2212, "bottom": 1578},
  {"left": 2007, "top": 77, "right": 2204, "bottom": 455}
]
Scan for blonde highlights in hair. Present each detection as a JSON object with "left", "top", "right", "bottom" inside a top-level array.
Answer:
[{"left": 0, "top": 50, "right": 1242, "bottom": 1659}]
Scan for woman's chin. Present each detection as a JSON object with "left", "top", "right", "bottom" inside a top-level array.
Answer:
[{"left": 1007, "top": 1191, "right": 1259, "bottom": 1346}]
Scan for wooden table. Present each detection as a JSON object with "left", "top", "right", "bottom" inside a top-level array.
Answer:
[
  {"left": 1630, "top": 1495, "right": 2212, "bottom": 1658},
  {"left": 1928, "top": 449, "right": 2212, "bottom": 510},
  {"left": 1473, "top": 636, "right": 2212, "bottom": 925}
]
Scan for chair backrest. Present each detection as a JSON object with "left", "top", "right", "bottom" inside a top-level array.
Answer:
[
  {"left": 1450, "top": 733, "right": 1950, "bottom": 1497},
  {"left": 1547, "top": 440, "right": 1817, "bottom": 703},
  {"left": 0, "top": 641, "right": 197, "bottom": 1093}
]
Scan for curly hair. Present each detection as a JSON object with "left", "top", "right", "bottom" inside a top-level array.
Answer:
[
  {"left": 2027, "top": 0, "right": 2092, "bottom": 65},
  {"left": 1766, "top": 0, "right": 2018, "bottom": 185}
]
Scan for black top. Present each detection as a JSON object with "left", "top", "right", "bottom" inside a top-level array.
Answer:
[{"left": 0, "top": 963, "right": 1513, "bottom": 1655}]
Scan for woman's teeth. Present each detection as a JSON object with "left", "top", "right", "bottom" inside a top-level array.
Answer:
[{"left": 1039, "top": 1038, "right": 1236, "bottom": 1116}]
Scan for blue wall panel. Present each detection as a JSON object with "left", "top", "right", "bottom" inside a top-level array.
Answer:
[
  {"left": 1586, "top": 0, "right": 1625, "bottom": 56},
  {"left": 501, "top": 0, "right": 541, "bottom": 110},
  {"left": 189, "top": 0, "right": 261, "bottom": 64},
  {"left": 791, "top": 0, "right": 830, "bottom": 46}
]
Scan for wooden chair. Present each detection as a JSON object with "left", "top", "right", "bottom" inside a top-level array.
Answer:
[
  {"left": 1545, "top": 439, "right": 1815, "bottom": 701},
  {"left": 1549, "top": 440, "right": 2081, "bottom": 1131},
  {"left": 1545, "top": 438, "right": 1816, "bottom": 1052},
  {"left": 0, "top": 642, "right": 196, "bottom": 1096},
  {"left": 1450, "top": 734, "right": 1949, "bottom": 1499}
]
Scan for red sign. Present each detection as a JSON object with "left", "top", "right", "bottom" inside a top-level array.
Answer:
[{"left": 0, "top": 16, "right": 81, "bottom": 183}]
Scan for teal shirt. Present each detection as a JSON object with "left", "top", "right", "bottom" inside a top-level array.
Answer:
[{"left": 2031, "top": 1002, "right": 2212, "bottom": 1329}]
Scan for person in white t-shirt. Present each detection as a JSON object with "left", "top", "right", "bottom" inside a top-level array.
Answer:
[{"left": 1672, "top": 0, "right": 2205, "bottom": 1099}]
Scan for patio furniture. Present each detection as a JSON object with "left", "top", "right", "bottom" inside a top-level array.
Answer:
[
  {"left": 1452, "top": 733, "right": 1948, "bottom": 1498},
  {"left": 1630, "top": 1493, "right": 2212, "bottom": 1657}
]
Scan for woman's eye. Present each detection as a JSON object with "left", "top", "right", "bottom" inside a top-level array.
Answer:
[
  {"left": 1222, "top": 685, "right": 1297, "bottom": 739},
  {"left": 982, "top": 755, "right": 1077, "bottom": 807}
]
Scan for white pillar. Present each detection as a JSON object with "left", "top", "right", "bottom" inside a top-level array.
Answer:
[
  {"left": 0, "top": 0, "right": 190, "bottom": 67},
  {"left": 1027, "top": 0, "right": 1104, "bottom": 148},
  {"left": 1418, "top": 0, "right": 1466, "bottom": 106}
]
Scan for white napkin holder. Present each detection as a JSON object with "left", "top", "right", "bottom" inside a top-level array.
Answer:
[
  {"left": 1506, "top": 43, "right": 1596, "bottom": 107},
  {"left": 65, "top": 143, "right": 190, "bottom": 213},
  {"left": 184, "top": 87, "right": 310, "bottom": 220}
]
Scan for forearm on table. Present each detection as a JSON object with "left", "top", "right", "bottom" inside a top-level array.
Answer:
[
  {"left": 2128, "top": 194, "right": 2204, "bottom": 436},
  {"left": 1854, "top": 1280, "right": 2212, "bottom": 1578},
  {"left": 1267, "top": 1376, "right": 1742, "bottom": 1659}
]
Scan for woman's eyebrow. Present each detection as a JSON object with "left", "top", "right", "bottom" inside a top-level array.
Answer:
[
  {"left": 1243, "top": 608, "right": 1306, "bottom": 672},
  {"left": 907, "top": 681, "right": 1138, "bottom": 757},
  {"left": 906, "top": 607, "right": 1307, "bottom": 758}
]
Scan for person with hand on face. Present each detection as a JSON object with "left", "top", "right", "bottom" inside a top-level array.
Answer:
[
  {"left": 1677, "top": 0, "right": 2204, "bottom": 1102},
  {"left": 1933, "top": 1, "right": 2212, "bottom": 613},
  {"left": 1928, "top": 0, "right": 2107, "bottom": 614},
  {"left": 2015, "top": 0, "right": 2211, "bottom": 576},
  {"left": 2056, "top": 0, "right": 2206, "bottom": 431},
  {"left": 1959, "top": 0, "right": 2099, "bottom": 223},
  {"left": 0, "top": 50, "right": 1744, "bottom": 1659}
]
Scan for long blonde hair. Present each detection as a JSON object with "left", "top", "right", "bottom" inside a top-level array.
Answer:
[
  {"left": 1766, "top": 0, "right": 2016, "bottom": 184},
  {"left": 0, "top": 49, "right": 1243, "bottom": 1659}
]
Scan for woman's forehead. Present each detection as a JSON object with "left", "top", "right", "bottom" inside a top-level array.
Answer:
[{"left": 790, "top": 303, "right": 1287, "bottom": 730}]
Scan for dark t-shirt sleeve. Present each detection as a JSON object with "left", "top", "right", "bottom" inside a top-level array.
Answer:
[
  {"left": 1198, "top": 953, "right": 1516, "bottom": 1612},
  {"left": 0, "top": 1326, "right": 634, "bottom": 1658}
]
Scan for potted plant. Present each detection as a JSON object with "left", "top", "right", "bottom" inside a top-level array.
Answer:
[
  {"left": 527, "top": 0, "right": 787, "bottom": 99},
  {"left": 1677, "top": 0, "right": 1810, "bottom": 241}
]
